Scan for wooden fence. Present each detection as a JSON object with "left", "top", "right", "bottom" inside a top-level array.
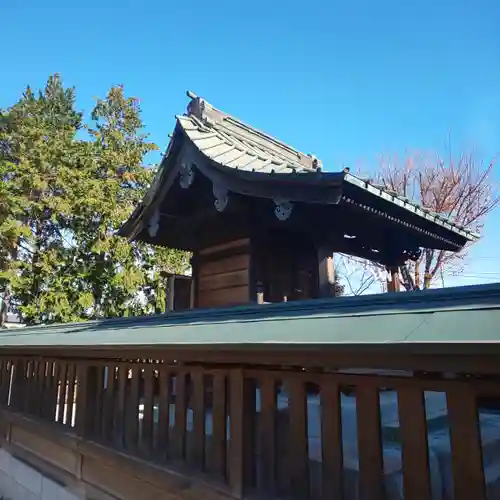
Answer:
[{"left": 0, "top": 345, "right": 498, "bottom": 500}]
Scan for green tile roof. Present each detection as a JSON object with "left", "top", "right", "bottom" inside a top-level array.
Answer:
[{"left": 0, "top": 283, "right": 499, "bottom": 351}]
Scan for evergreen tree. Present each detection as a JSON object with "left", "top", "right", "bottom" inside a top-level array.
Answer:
[{"left": 0, "top": 75, "right": 188, "bottom": 325}]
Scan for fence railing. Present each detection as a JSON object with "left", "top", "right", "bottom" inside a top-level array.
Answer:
[{"left": 0, "top": 349, "right": 498, "bottom": 500}]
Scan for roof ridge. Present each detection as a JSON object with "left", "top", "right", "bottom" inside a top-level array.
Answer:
[{"left": 185, "top": 91, "right": 321, "bottom": 171}]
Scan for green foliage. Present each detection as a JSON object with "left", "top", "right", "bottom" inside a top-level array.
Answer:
[{"left": 0, "top": 75, "right": 189, "bottom": 325}]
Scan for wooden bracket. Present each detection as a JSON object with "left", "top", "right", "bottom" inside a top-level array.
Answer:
[
  {"left": 179, "top": 162, "right": 195, "bottom": 189},
  {"left": 213, "top": 183, "right": 229, "bottom": 212},
  {"left": 274, "top": 200, "right": 293, "bottom": 221},
  {"left": 147, "top": 208, "right": 160, "bottom": 238}
]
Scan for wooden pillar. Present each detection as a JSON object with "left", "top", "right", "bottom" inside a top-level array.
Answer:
[
  {"left": 189, "top": 277, "right": 195, "bottom": 309},
  {"left": 317, "top": 246, "right": 335, "bottom": 297},
  {"left": 256, "top": 283, "right": 265, "bottom": 304},
  {"left": 166, "top": 276, "right": 175, "bottom": 312},
  {"left": 386, "top": 266, "right": 400, "bottom": 293}
]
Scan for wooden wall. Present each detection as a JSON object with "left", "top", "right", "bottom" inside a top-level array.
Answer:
[
  {"left": 196, "top": 238, "right": 251, "bottom": 308},
  {"left": 252, "top": 231, "right": 319, "bottom": 303},
  {"left": 172, "top": 277, "right": 193, "bottom": 311}
]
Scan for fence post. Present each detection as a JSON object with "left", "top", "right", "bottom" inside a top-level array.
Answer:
[
  {"left": 75, "top": 363, "right": 98, "bottom": 438},
  {"left": 228, "top": 369, "right": 255, "bottom": 498}
]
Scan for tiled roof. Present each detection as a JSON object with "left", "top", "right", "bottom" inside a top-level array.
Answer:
[
  {"left": 177, "top": 92, "right": 478, "bottom": 242},
  {"left": 0, "top": 283, "right": 499, "bottom": 349},
  {"left": 341, "top": 174, "right": 478, "bottom": 241},
  {"left": 179, "top": 91, "right": 320, "bottom": 174}
]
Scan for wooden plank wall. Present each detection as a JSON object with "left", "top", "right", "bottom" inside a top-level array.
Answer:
[{"left": 197, "top": 238, "right": 251, "bottom": 308}]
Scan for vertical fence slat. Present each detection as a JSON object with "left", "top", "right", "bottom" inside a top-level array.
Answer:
[
  {"left": 156, "top": 366, "right": 170, "bottom": 459},
  {"left": 13, "top": 360, "right": 25, "bottom": 411},
  {"left": 0, "top": 360, "right": 7, "bottom": 406},
  {"left": 56, "top": 362, "right": 68, "bottom": 425},
  {"left": 191, "top": 368, "right": 205, "bottom": 469},
  {"left": 30, "top": 361, "right": 39, "bottom": 415},
  {"left": 65, "top": 363, "right": 76, "bottom": 428},
  {"left": 126, "top": 364, "right": 140, "bottom": 451},
  {"left": 28, "top": 361, "right": 37, "bottom": 415},
  {"left": 173, "top": 370, "right": 187, "bottom": 460},
  {"left": 41, "top": 361, "right": 53, "bottom": 420},
  {"left": 50, "top": 362, "right": 60, "bottom": 422},
  {"left": 142, "top": 364, "right": 154, "bottom": 455},
  {"left": 102, "top": 364, "right": 115, "bottom": 441},
  {"left": 4, "top": 361, "right": 10, "bottom": 408},
  {"left": 259, "top": 375, "right": 276, "bottom": 495},
  {"left": 227, "top": 372, "right": 255, "bottom": 497},
  {"left": 1, "top": 360, "right": 9, "bottom": 406},
  {"left": 321, "top": 381, "right": 343, "bottom": 500},
  {"left": 287, "top": 377, "right": 309, "bottom": 499},
  {"left": 114, "top": 365, "right": 127, "bottom": 447},
  {"left": 75, "top": 363, "right": 98, "bottom": 438},
  {"left": 228, "top": 369, "right": 245, "bottom": 498},
  {"left": 398, "top": 387, "right": 431, "bottom": 500},
  {"left": 35, "top": 361, "right": 43, "bottom": 416},
  {"left": 447, "top": 388, "right": 486, "bottom": 500},
  {"left": 74, "top": 363, "right": 87, "bottom": 436},
  {"left": 93, "top": 366, "right": 105, "bottom": 438},
  {"left": 25, "top": 360, "right": 34, "bottom": 413},
  {"left": 212, "top": 372, "right": 227, "bottom": 479},
  {"left": 36, "top": 361, "right": 46, "bottom": 419},
  {"left": 356, "top": 386, "right": 384, "bottom": 500},
  {"left": 22, "top": 360, "right": 30, "bottom": 413}
]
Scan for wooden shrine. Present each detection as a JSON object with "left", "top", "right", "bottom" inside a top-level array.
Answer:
[{"left": 119, "top": 92, "right": 477, "bottom": 310}]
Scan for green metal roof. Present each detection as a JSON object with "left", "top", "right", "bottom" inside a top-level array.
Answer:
[{"left": 0, "top": 283, "right": 499, "bottom": 351}]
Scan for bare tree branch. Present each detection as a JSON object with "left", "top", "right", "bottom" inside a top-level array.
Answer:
[
  {"left": 376, "top": 149, "right": 498, "bottom": 289},
  {"left": 336, "top": 254, "right": 384, "bottom": 295}
]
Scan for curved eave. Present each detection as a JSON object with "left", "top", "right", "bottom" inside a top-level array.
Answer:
[
  {"left": 344, "top": 174, "right": 479, "bottom": 244},
  {"left": 118, "top": 125, "right": 186, "bottom": 241},
  {"left": 119, "top": 113, "right": 478, "bottom": 251},
  {"left": 177, "top": 114, "right": 477, "bottom": 245}
]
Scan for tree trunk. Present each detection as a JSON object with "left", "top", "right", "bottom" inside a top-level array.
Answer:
[
  {"left": 0, "top": 287, "right": 8, "bottom": 328},
  {"left": 424, "top": 274, "right": 432, "bottom": 289},
  {"left": 414, "top": 263, "right": 421, "bottom": 290},
  {"left": 28, "top": 222, "right": 43, "bottom": 324}
]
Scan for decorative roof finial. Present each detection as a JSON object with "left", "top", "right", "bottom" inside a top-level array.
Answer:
[{"left": 185, "top": 91, "right": 219, "bottom": 125}]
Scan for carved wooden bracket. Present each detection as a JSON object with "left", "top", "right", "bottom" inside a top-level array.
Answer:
[
  {"left": 179, "top": 162, "right": 195, "bottom": 189},
  {"left": 274, "top": 200, "right": 293, "bottom": 221},
  {"left": 147, "top": 208, "right": 160, "bottom": 238},
  {"left": 213, "top": 183, "right": 229, "bottom": 212}
]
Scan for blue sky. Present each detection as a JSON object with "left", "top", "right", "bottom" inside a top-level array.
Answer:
[{"left": 2, "top": 0, "right": 500, "bottom": 288}]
